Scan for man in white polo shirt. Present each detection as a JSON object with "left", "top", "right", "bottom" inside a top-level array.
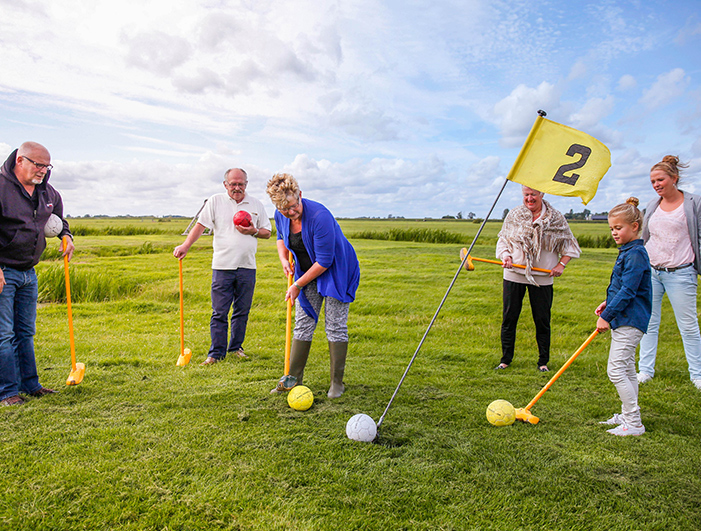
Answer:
[{"left": 174, "top": 168, "right": 272, "bottom": 365}]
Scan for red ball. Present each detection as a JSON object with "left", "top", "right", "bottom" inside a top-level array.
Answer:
[{"left": 233, "top": 210, "right": 252, "bottom": 227}]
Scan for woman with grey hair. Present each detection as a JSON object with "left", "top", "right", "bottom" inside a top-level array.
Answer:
[
  {"left": 267, "top": 173, "right": 360, "bottom": 398},
  {"left": 495, "top": 186, "right": 581, "bottom": 372}
]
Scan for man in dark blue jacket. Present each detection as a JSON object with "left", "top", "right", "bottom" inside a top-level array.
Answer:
[{"left": 0, "top": 142, "right": 74, "bottom": 406}]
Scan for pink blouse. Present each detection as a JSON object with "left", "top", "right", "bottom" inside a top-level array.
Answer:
[{"left": 646, "top": 203, "right": 695, "bottom": 268}]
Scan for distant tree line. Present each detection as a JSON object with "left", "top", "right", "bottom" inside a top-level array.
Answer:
[{"left": 564, "top": 209, "right": 609, "bottom": 221}]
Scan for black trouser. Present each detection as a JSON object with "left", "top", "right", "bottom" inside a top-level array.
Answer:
[{"left": 500, "top": 279, "right": 553, "bottom": 367}]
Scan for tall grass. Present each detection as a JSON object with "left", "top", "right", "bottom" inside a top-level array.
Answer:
[
  {"left": 576, "top": 233, "right": 617, "bottom": 248},
  {"left": 349, "top": 227, "right": 469, "bottom": 244},
  {"left": 37, "top": 264, "right": 142, "bottom": 302},
  {"left": 71, "top": 225, "right": 170, "bottom": 236},
  {"left": 346, "top": 225, "right": 616, "bottom": 248},
  {"left": 39, "top": 245, "right": 65, "bottom": 261}
]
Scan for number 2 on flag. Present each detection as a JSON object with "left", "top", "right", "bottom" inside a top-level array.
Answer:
[{"left": 552, "top": 144, "right": 592, "bottom": 186}]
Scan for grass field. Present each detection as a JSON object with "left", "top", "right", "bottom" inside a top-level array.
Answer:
[{"left": 2, "top": 219, "right": 700, "bottom": 530}]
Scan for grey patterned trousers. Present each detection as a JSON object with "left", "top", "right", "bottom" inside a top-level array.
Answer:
[{"left": 294, "top": 279, "right": 349, "bottom": 342}]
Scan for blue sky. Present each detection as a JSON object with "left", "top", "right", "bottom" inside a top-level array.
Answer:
[{"left": 1, "top": 0, "right": 700, "bottom": 218}]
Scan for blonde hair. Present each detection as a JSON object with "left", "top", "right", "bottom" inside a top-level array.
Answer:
[
  {"left": 608, "top": 197, "right": 643, "bottom": 232},
  {"left": 266, "top": 173, "right": 300, "bottom": 210},
  {"left": 651, "top": 155, "right": 689, "bottom": 186}
]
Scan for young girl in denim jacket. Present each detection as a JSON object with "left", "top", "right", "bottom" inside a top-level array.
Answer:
[{"left": 595, "top": 198, "right": 652, "bottom": 436}]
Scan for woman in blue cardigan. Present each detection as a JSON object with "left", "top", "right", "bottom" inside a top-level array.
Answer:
[{"left": 267, "top": 173, "right": 360, "bottom": 398}]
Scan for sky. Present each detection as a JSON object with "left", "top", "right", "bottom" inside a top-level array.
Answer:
[{"left": 1, "top": 0, "right": 700, "bottom": 219}]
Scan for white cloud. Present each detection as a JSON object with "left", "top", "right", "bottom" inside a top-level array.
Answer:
[
  {"left": 692, "top": 137, "right": 701, "bottom": 157},
  {"left": 122, "top": 31, "right": 192, "bottom": 76},
  {"left": 172, "top": 68, "right": 224, "bottom": 94},
  {"left": 1, "top": 1, "right": 700, "bottom": 220},
  {"left": 675, "top": 17, "right": 701, "bottom": 45},
  {"left": 568, "top": 62, "right": 588, "bottom": 81},
  {"left": 466, "top": 156, "right": 501, "bottom": 184},
  {"left": 492, "top": 82, "right": 561, "bottom": 147},
  {"left": 640, "top": 68, "right": 690, "bottom": 110},
  {"left": 570, "top": 96, "right": 615, "bottom": 129},
  {"left": 617, "top": 75, "right": 637, "bottom": 92}
]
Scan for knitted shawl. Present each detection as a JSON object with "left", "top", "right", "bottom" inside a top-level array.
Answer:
[{"left": 498, "top": 199, "right": 579, "bottom": 285}]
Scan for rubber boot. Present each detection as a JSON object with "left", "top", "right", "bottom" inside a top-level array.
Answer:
[
  {"left": 270, "top": 340, "right": 312, "bottom": 393},
  {"left": 289, "top": 339, "right": 312, "bottom": 384},
  {"left": 327, "top": 341, "right": 347, "bottom": 399}
]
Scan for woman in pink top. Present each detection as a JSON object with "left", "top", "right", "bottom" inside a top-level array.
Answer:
[{"left": 638, "top": 156, "right": 701, "bottom": 390}]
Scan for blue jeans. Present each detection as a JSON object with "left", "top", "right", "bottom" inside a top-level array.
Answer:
[
  {"left": 209, "top": 268, "right": 256, "bottom": 359},
  {"left": 0, "top": 266, "right": 41, "bottom": 400},
  {"left": 638, "top": 266, "right": 701, "bottom": 380}
]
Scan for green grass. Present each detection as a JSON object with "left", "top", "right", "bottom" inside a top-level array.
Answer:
[{"left": 2, "top": 219, "right": 699, "bottom": 530}]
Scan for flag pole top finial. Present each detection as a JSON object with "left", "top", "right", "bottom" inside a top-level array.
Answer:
[{"left": 537, "top": 109, "right": 547, "bottom": 117}]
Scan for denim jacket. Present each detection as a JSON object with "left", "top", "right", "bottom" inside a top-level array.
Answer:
[{"left": 600, "top": 239, "right": 652, "bottom": 332}]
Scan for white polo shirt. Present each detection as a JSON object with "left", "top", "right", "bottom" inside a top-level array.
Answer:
[{"left": 197, "top": 193, "right": 272, "bottom": 270}]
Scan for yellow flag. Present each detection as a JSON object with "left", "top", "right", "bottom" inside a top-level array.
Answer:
[{"left": 506, "top": 115, "right": 611, "bottom": 205}]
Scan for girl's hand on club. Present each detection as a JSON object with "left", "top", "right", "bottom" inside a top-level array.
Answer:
[
  {"left": 596, "top": 317, "right": 610, "bottom": 333},
  {"left": 595, "top": 301, "right": 606, "bottom": 316},
  {"left": 502, "top": 256, "right": 513, "bottom": 269}
]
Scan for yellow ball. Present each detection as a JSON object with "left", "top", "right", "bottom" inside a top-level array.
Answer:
[
  {"left": 486, "top": 399, "right": 516, "bottom": 426},
  {"left": 287, "top": 385, "right": 314, "bottom": 411}
]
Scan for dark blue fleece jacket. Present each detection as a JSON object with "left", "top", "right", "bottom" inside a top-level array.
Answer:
[{"left": 0, "top": 149, "right": 71, "bottom": 270}]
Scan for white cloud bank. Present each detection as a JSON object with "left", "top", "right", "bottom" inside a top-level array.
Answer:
[{"left": 1, "top": 1, "right": 700, "bottom": 218}]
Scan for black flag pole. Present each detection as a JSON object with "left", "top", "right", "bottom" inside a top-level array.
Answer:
[
  {"left": 375, "top": 109, "right": 552, "bottom": 430},
  {"left": 376, "top": 177, "right": 511, "bottom": 428}
]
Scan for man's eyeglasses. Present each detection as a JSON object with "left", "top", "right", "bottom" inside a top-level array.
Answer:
[
  {"left": 23, "top": 156, "right": 53, "bottom": 171},
  {"left": 224, "top": 181, "right": 247, "bottom": 189}
]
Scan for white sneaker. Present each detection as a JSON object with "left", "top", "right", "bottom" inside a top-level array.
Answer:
[
  {"left": 692, "top": 379, "right": 701, "bottom": 390},
  {"left": 637, "top": 372, "right": 653, "bottom": 384},
  {"left": 599, "top": 413, "right": 624, "bottom": 425},
  {"left": 607, "top": 423, "right": 645, "bottom": 436}
]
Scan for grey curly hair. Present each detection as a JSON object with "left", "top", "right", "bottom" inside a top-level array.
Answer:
[{"left": 266, "top": 173, "right": 300, "bottom": 210}]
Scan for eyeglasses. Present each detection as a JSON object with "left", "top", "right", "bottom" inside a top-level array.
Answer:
[
  {"left": 279, "top": 200, "right": 301, "bottom": 213},
  {"left": 23, "top": 156, "right": 53, "bottom": 171},
  {"left": 224, "top": 181, "right": 247, "bottom": 189}
]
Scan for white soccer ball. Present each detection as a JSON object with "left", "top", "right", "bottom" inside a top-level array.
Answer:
[
  {"left": 44, "top": 214, "right": 63, "bottom": 238},
  {"left": 346, "top": 413, "right": 377, "bottom": 443}
]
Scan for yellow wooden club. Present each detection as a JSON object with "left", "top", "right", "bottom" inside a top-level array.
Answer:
[
  {"left": 460, "top": 247, "right": 552, "bottom": 274},
  {"left": 63, "top": 236, "right": 85, "bottom": 385},
  {"left": 515, "top": 330, "right": 599, "bottom": 424}
]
